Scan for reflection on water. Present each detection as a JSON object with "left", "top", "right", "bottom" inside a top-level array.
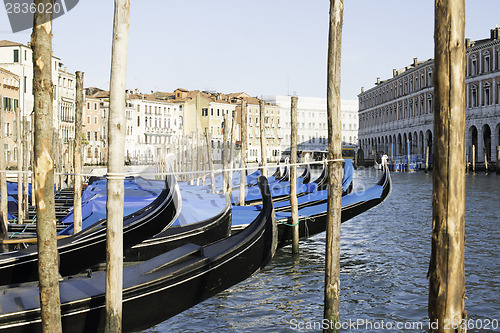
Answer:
[{"left": 145, "top": 169, "right": 500, "bottom": 333}]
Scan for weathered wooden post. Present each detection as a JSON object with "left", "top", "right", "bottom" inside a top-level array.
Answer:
[
  {"left": 190, "top": 133, "right": 196, "bottom": 185},
  {"left": 205, "top": 129, "right": 215, "bottom": 193},
  {"left": 31, "top": 120, "right": 35, "bottom": 205},
  {"left": 239, "top": 101, "right": 247, "bottom": 206},
  {"left": 429, "top": 1, "right": 467, "bottom": 332},
  {"left": 73, "top": 71, "right": 84, "bottom": 234},
  {"left": 290, "top": 96, "right": 299, "bottom": 254},
  {"left": 196, "top": 132, "right": 201, "bottom": 185},
  {"left": 105, "top": 0, "right": 130, "bottom": 332},
  {"left": 259, "top": 100, "right": 267, "bottom": 177},
  {"left": 32, "top": 1, "right": 62, "bottom": 330},
  {"left": 0, "top": 97, "right": 7, "bottom": 229},
  {"left": 201, "top": 134, "right": 207, "bottom": 185},
  {"left": 472, "top": 144, "right": 475, "bottom": 172},
  {"left": 22, "top": 117, "right": 29, "bottom": 217},
  {"left": 222, "top": 113, "right": 229, "bottom": 193},
  {"left": 483, "top": 148, "right": 488, "bottom": 172},
  {"left": 227, "top": 110, "right": 237, "bottom": 193},
  {"left": 16, "top": 107, "right": 24, "bottom": 224},
  {"left": 425, "top": 145, "right": 430, "bottom": 173},
  {"left": 496, "top": 146, "right": 500, "bottom": 174},
  {"left": 324, "top": 0, "right": 344, "bottom": 331}
]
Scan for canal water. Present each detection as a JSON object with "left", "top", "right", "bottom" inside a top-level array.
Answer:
[{"left": 145, "top": 168, "right": 500, "bottom": 332}]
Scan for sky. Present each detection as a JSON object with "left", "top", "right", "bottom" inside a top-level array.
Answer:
[{"left": 1, "top": 0, "right": 499, "bottom": 100}]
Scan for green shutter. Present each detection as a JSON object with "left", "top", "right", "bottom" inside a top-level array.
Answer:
[{"left": 13, "top": 49, "right": 19, "bottom": 63}]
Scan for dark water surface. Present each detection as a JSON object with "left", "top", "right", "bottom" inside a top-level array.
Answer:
[{"left": 145, "top": 169, "right": 500, "bottom": 332}]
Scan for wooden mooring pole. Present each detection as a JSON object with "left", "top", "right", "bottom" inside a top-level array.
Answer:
[
  {"left": 22, "top": 116, "right": 29, "bottom": 217},
  {"left": 105, "top": 0, "right": 130, "bottom": 332},
  {"left": 205, "top": 129, "right": 215, "bottom": 194},
  {"left": 16, "top": 107, "right": 24, "bottom": 224},
  {"left": 222, "top": 113, "right": 229, "bottom": 193},
  {"left": 324, "top": 0, "right": 344, "bottom": 331},
  {"left": 429, "top": 1, "right": 466, "bottom": 332},
  {"left": 290, "top": 96, "right": 299, "bottom": 254},
  {"left": 239, "top": 101, "right": 247, "bottom": 206},
  {"left": 228, "top": 110, "right": 237, "bottom": 193},
  {"left": 472, "top": 144, "right": 475, "bottom": 172},
  {"left": 0, "top": 96, "right": 7, "bottom": 236},
  {"left": 483, "top": 148, "right": 488, "bottom": 172},
  {"left": 32, "top": 1, "right": 62, "bottom": 330},
  {"left": 259, "top": 99, "right": 267, "bottom": 177},
  {"left": 73, "top": 71, "right": 84, "bottom": 234},
  {"left": 496, "top": 146, "right": 500, "bottom": 174},
  {"left": 425, "top": 145, "right": 430, "bottom": 173}
]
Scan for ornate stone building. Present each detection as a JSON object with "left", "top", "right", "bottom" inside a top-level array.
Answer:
[{"left": 358, "top": 28, "right": 500, "bottom": 164}]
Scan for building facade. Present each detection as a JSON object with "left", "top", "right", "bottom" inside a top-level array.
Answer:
[
  {"left": 264, "top": 95, "right": 359, "bottom": 155},
  {"left": 127, "top": 93, "right": 181, "bottom": 164},
  {"left": 0, "top": 67, "right": 20, "bottom": 168},
  {"left": 358, "top": 28, "right": 500, "bottom": 164},
  {"left": 83, "top": 96, "right": 102, "bottom": 165}
]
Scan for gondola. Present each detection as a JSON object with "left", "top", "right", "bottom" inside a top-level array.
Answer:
[
  {"left": 0, "top": 175, "right": 181, "bottom": 286},
  {"left": 231, "top": 160, "right": 391, "bottom": 248},
  {"left": 124, "top": 186, "right": 232, "bottom": 262},
  {"left": 0, "top": 176, "right": 277, "bottom": 333},
  {"left": 232, "top": 160, "right": 352, "bottom": 206}
]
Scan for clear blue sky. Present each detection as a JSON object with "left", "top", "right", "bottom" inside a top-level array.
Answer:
[{"left": 1, "top": 0, "right": 499, "bottom": 100}]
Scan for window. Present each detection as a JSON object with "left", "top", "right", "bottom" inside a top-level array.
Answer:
[
  {"left": 471, "top": 58, "right": 477, "bottom": 75},
  {"left": 87, "top": 115, "right": 91, "bottom": 124},
  {"left": 137, "top": 116, "right": 140, "bottom": 126},
  {"left": 87, "top": 131, "right": 91, "bottom": 141},
  {"left": 94, "top": 131, "right": 98, "bottom": 141},
  {"left": 94, "top": 148, "right": 99, "bottom": 158},
  {"left": 24, "top": 76, "right": 27, "bottom": 93},
  {"left": 94, "top": 103, "right": 97, "bottom": 110},
  {"left": 202, "top": 108, "right": 208, "bottom": 116},
  {"left": 471, "top": 85, "right": 478, "bottom": 107},
  {"left": 484, "top": 53, "right": 490, "bottom": 73},
  {"left": 13, "top": 49, "right": 19, "bottom": 63},
  {"left": 87, "top": 102, "right": 90, "bottom": 109},
  {"left": 24, "top": 50, "right": 27, "bottom": 60},
  {"left": 94, "top": 116, "right": 98, "bottom": 125},
  {"left": 484, "top": 83, "right": 491, "bottom": 106}
]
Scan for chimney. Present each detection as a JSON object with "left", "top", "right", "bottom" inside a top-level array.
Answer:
[
  {"left": 413, "top": 58, "right": 418, "bottom": 66},
  {"left": 361, "top": 87, "right": 365, "bottom": 93},
  {"left": 393, "top": 69, "right": 397, "bottom": 77},
  {"left": 376, "top": 77, "right": 381, "bottom": 85},
  {"left": 491, "top": 27, "right": 500, "bottom": 40}
]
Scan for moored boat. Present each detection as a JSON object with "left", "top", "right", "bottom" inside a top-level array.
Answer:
[
  {"left": 0, "top": 176, "right": 277, "bottom": 333},
  {"left": 0, "top": 175, "right": 181, "bottom": 285}
]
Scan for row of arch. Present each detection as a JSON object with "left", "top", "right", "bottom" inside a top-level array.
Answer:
[{"left": 360, "top": 122, "right": 500, "bottom": 163}]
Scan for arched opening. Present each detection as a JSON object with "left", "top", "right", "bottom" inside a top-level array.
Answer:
[
  {"left": 397, "top": 133, "right": 402, "bottom": 156},
  {"left": 408, "top": 132, "right": 413, "bottom": 155},
  {"left": 495, "top": 124, "right": 500, "bottom": 162},
  {"left": 419, "top": 131, "right": 424, "bottom": 157},
  {"left": 482, "top": 124, "right": 492, "bottom": 162},
  {"left": 425, "top": 130, "right": 433, "bottom": 155},
  {"left": 469, "top": 126, "right": 478, "bottom": 163},
  {"left": 403, "top": 133, "right": 408, "bottom": 155}
]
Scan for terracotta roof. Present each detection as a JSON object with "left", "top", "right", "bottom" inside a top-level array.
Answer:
[
  {"left": 0, "top": 40, "right": 25, "bottom": 47},
  {"left": 92, "top": 91, "right": 110, "bottom": 99},
  {"left": 0, "top": 67, "right": 19, "bottom": 78}
]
